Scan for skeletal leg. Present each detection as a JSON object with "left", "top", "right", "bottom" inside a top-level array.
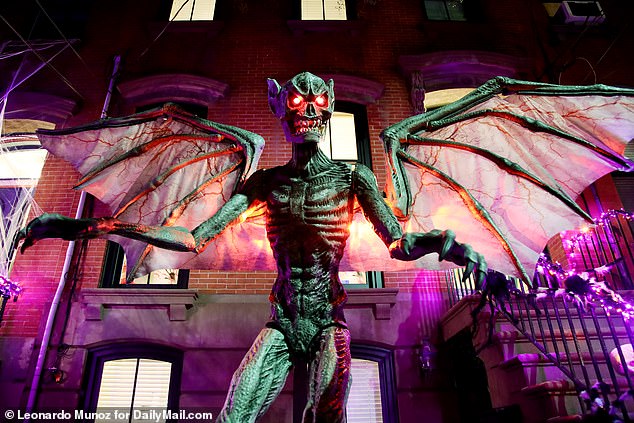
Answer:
[
  {"left": 303, "top": 326, "right": 352, "bottom": 423},
  {"left": 216, "top": 328, "right": 292, "bottom": 423}
]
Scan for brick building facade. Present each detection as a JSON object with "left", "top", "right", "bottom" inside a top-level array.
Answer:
[{"left": 0, "top": 0, "right": 632, "bottom": 421}]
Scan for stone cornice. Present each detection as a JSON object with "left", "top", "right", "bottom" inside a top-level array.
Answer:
[
  {"left": 118, "top": 74, "right": 229, "bottom": 108},
  {"left": 398, "top": 50, "right": 530, "bottom": 91},
  {"left": 320, "top": 73, "right": 384, "bottom": 105}
]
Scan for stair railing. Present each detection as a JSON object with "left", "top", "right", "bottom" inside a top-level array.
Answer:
[{"left": 445, "top": 209, "right": 634, "bottom": 420}]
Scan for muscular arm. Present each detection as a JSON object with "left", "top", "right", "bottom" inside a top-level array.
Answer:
[
  {"left": 353, "top": 164, "right": 486, "bottom": 283},
  {"left": 353, "top": 163, "right": 403, "bottom": 247},
  {"left": 192, "top": 168, "right": 267, "bottom": 250},
  {"left": 19, "top": 169, "right": 268, "bottom": 253}
]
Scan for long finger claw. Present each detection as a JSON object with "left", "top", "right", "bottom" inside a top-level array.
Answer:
[
  {"left": 476, "top": 270, "right": 486, "bottom": 288},
  {"left": 463, "top": 261, "right": 475, "bottom": 281},
  {"left": 439, "top": 230, "right": 455, "bottom": 261}
]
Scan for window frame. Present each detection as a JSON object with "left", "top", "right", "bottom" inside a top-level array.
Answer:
[
  {"left": 422, "top": 0, "right": 483, "bottom": 22},
  {"left": 295, "top": 0, "right": 357, "bottom": 20},
  {"left": 322, "top": 100, "right": 382, "bottom": 289},
  {"left": 162, "top": 0, "right": 218, "bottom": 21},
  {"left": 82, "top": 343, "right": 183, "bottom": 418},
  {"left": 100, "top": 241, "right": 190, "bottom": 289},
  {"left": 348, "top": 344, "right": 400, "bottom": 423},
  {"left": 322, "top": 100, "right": 372, "bottom": 169}
]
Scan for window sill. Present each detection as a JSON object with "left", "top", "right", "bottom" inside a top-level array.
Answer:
[
  {"left": 286, "top": 20, "right": 364, "bottom": 36},
  {"left": 147, "top": 21, "right": 224, "bottom": 38},
  {"left": 79, "top": 288, "right": 198, "bottom": 322},
  {"left": 79, "top": 287, "right": 396, "bottom": 321},
  {"left": 345, "top": 288, "right": 399, "bottom": 320}
]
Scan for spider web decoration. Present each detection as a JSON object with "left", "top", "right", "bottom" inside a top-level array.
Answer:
[{"left": 0, "top": 39, "right": 73, "bottom": 284}]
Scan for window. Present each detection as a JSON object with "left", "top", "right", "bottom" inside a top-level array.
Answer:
[
  {"left": 423, "top": 0, "right": 482, "bottom": 21},
  {"left": 100, "top": 242, "right": 189, "bottom": 288},
  {"left": 347, "top": 345, "right": 399, "bottom": 423},
  {"left": 319, "top": 101, "right": 372, "bottom": 169},
  {"left": 302, "top": 0, "right": 348, "bottom": 20},
  {"left": 423, "top": 0, "right": 466, "bottom": 21},
  {"left": 321, "top": 111, "right": 357, "bottom": 161},
  {"left": 319, "top": 101, "right": 380, "bottom": 288},
  {"left": 97, "top": 359, "right": 172, "bottom": 411},
  {"left": 613, "top": 171, "right": 634, "bottom": 212},
  {"left": 83, "top": 344, "right": 183, "bottom": 421},
  {"left": 347, "top": 359, "right": 384, "bottom": 422},
  {"left": 0, "top": 137, "right": 48, "bottom": 278},
  {"left": 169, "top": 0, "right": 216, "bottom": 21},
  {"left": 100, "top": 101, "right": 205, "bottom": 289}
]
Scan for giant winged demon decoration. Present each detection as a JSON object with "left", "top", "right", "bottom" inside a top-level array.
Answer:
[{"left": 19, "top": 73, "right": 634, "bottom": 422}]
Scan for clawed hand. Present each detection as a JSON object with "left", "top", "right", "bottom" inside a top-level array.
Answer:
[
  {"left": 16, "top": 213, "right": 115, "bottom": 253},
  {"left": 389, "top": 229, "right": 487, "bottom": 285}
]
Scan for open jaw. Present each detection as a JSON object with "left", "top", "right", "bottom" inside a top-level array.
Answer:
[{"left": 293, "top": 118, "right": 325, "bottom": 136}]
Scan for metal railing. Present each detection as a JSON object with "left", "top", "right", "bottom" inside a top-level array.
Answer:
[{"left": 445, "top": 210, "right": 634, "bottom": 420}]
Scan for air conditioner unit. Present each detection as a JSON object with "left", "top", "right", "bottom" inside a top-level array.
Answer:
[{"left": 558, "top": 1, "right": 605, "bottom": 25}]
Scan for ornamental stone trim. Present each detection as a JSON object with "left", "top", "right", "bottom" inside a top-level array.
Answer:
[
  {"left": 118, "top": 74, "right": 229, "bottom": 108},
  {"left": 79, "top": 288, "right": 198, "bottom": 321},
  {"left": 320, "top": 74, "right": 384, "bottom": 105},
  {"left": 345, "top": 288, "right": 399, "bottom": 320},
  {"left": 398, "top": 50, "right": 529, "bottom": 92},
  {"left": 4, "top": 92, "right": 77, "bottom": 125}
]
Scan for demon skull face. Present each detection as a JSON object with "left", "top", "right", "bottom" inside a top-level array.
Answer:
[{"left": 268, "top": 72, "right": 335, "bottom": 144}]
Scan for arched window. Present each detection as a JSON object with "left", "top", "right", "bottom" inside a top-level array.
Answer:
[
  {"left": 347, "top": 344, "right": 399, "bottom": 423},
  {"left": 83, "top": 343, "right": 183, "bottom": 420}
]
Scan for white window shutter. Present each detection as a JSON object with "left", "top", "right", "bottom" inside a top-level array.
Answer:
[
  {"left": 346, "top": 358, "right": 384, "bottom": 423},
  {"left": 95, "top": 358, "right": 172, "bottom": 421}
]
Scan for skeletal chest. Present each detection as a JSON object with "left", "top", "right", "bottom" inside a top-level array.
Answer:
[{"left": 267, "top": 175, "right": 352, "bottom": 223}]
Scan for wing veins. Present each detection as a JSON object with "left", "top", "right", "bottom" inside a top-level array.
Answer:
[
  {"left": 424, "top": 110, "right": 632, "bottom": 169},
  {"left": 397, "top": 149, "right": 531, "bottom": 282},
  {"left": 113, "top": 145, "right": 242, "bottom": 217},
  {"left": 124, "top": 159, "right": 244, "bottom": 282},
  {"left": 76, "top": 134, "right": 226, "bottom": 188},
  {"left": 408, "top": 135, "right": 592, "bottom": 222}
]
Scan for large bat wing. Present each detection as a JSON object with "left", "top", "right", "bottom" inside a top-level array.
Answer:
[
  {"left": 364, "top": 77, "right": 634, "bottom": 281},
  {"left": 37, "top": 104, "right": 275, "bottom": 279}
]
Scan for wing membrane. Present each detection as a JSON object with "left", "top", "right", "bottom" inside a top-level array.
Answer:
[
  {"left": 380, "top": 77, "right": 634, "bottom": 279},
  {"left": 37, "top": 104, "right": 273, "bottom": 278}
]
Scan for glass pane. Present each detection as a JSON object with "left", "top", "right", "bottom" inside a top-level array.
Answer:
[
  {"left": 346, "top": 359, "right": 383, "bottom": 422},
  {"left": 446, "top": 1, "right": 466, "bottom": 21},
  {"left": 119, "top": 256, "right": 179, "bottom": 285},
  {"left": 96, "top": 359, "right": 137, "bottom": 410},
  {"left": 302, "top": 0, "right": 325, "bottom": 19},
  {"left": 324, "top": 0, "right": 347, "bottom": 20},
  {"left": 321, "top": 111, "right": 358, "bottom": 162},
  {"left": 302, "top": 0, "right": 346, "bottom": 20},
  {"left": 340, "top": 271, "right": 366, "bottom": 285},
  {"left": 424, "top": 0, "right": 449, "bottom": 20},
  {"left": 191, "top": 0, "right": 216, "bottom": 20},
  {"left": 170, "top": 0, "right": 194, "bottom": 20},
  {"left": 131, "top": 359, "right": 172, "bottom": 411},
  {"left": 0, "top": 149, "right": 47, "bottom": 180},
  {"left": 96, "top": 358, "right": 172, "bottom": 422}
]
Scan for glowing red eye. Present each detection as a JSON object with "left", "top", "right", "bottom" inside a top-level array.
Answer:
[
  {"left": 290, "top": 95, "right": 303, "bottom": 106},
  {"left": 315, "top": 95, "right": 327, "bottom": 106}
]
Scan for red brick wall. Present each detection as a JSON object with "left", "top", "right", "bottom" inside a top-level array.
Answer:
[{"left": 4, "top": 0, "right": 632, "bottom": 338}]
